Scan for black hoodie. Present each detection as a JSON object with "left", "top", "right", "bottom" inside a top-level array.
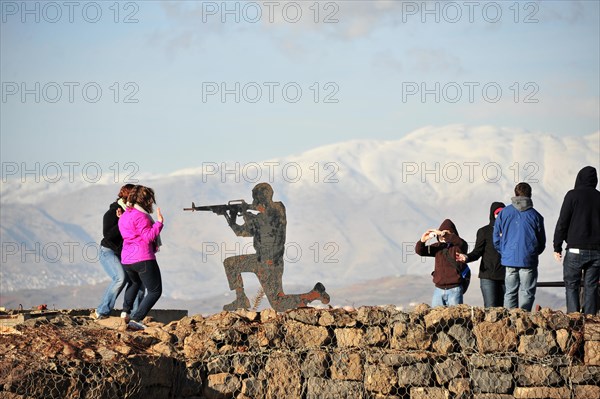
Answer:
[
  {"left": 553, "top": 166, "right": 600, "bottom": 252},
  {"left": 465, "top": 202, "right": 506, "bottom": 281},
  {"left": 100, "top": 201, "right": 124, "bottom": 257}
]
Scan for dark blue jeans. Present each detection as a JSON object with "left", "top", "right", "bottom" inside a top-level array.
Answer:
[
  {"left": 480, "top": 278, "right": 505, "bottom": 308},
  {"left": 564, "top": 249, "right": 600, "bottom": 315},
  {"left": 97, "top": 246, "right": 144, "bottom": 316},
  {"left": 123, "top": 259, "right": 162, "bottom": 322}
]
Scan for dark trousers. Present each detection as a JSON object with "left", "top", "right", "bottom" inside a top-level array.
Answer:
[
  {"left": 480, "top": 278, "right": 505, "bottom": 308},
  {"left": 564, "top": 249, "right": 600, "bottom": 315},
  {"left": 123, "top": 259, "right": 162, "bottom": 322}
]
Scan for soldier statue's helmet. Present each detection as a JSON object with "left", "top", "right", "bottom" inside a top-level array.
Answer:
[{"left": 252, "top": 183, "right": 274, "bottom": 205}]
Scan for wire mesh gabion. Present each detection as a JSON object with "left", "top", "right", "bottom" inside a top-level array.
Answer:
[
  {"left": 1, "top": 359, "right": 141, "bottom": 399},
  {"left": 1, "top": 305, "right": 599, "bottom": 399}
]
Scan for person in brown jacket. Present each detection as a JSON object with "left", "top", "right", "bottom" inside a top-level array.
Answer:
[{"left": 416, "top": 219, "right": 469, "bottom": 307}]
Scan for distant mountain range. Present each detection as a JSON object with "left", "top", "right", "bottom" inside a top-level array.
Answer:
[{"left": 1, "top": 125, "right": 598, "bottom": 311}]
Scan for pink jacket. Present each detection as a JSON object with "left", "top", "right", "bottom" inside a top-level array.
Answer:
[{"left": 118, "top": 207, "right": 163, "bottom": 264}]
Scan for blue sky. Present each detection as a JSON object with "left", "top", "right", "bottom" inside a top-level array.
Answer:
[{"left": 1, "top": 0, "right": 599, "bottom": 175}]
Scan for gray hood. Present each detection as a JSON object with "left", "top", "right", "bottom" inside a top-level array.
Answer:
[{"left": 511, "top": 196, "right": 533, "bottom": 211}]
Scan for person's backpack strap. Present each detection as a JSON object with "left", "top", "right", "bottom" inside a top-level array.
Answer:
[{"left": 442, "top": 248, "right": 471, "bottom": 294}]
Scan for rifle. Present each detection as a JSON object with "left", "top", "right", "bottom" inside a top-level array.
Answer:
[{"left": 183, "top": 199, "right": 250, "bottom": 225}]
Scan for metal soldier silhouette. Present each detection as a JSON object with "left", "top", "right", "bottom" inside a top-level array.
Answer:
[{"left": 185, "top": 183, "right": 330, "bottom": 312}]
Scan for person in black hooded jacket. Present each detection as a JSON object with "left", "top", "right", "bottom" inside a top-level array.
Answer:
[
  {"left": 94, "top": 184, "right": 144, "bottom": 319},
  {"left": 456, "top": 202, "right": 505, "bottom": 308},
  {"left": 416, "top": 219, "right": 469, "bottom": 307},
  {"left": 553, "top": 166, "right": 600, "bottom": 315}
]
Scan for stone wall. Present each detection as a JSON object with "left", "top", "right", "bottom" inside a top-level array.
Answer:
[{"left": 1, "top": 305, "right": 599, "bottom": 398}]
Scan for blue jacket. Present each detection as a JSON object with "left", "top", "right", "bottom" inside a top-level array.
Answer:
[{"left": 493, "top": 197, "right": 545, "bottom": 267}]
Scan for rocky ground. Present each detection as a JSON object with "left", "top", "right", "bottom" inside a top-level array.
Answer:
[{"left": 1, "top": 305, "right": 599, "bottom": 399}]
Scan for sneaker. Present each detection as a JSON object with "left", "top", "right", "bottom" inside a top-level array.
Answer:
[
  {"left": 120, "top": 312, "right": 130, "bottom": 323},
  {"left": 92, "top": 310, "right": 108, "bottom": 320},
  {"left": 127, "top": 320, "right": 146, "bottom": 331}
]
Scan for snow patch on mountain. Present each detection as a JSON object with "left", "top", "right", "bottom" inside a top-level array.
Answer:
[{"left": 2, "top": 125, "right": 598, "bottom": 305}]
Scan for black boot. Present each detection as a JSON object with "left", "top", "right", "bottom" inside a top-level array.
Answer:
[
  {"left": 313, "top": 282, "right": 330, "bottom": 304},
  {"left": 223, "top": 293, "right": 250, "bottom": 311}
]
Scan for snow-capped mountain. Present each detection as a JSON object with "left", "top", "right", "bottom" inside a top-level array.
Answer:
[{"left": 1, "top": 125, "right": 598, "bottom": 307}]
